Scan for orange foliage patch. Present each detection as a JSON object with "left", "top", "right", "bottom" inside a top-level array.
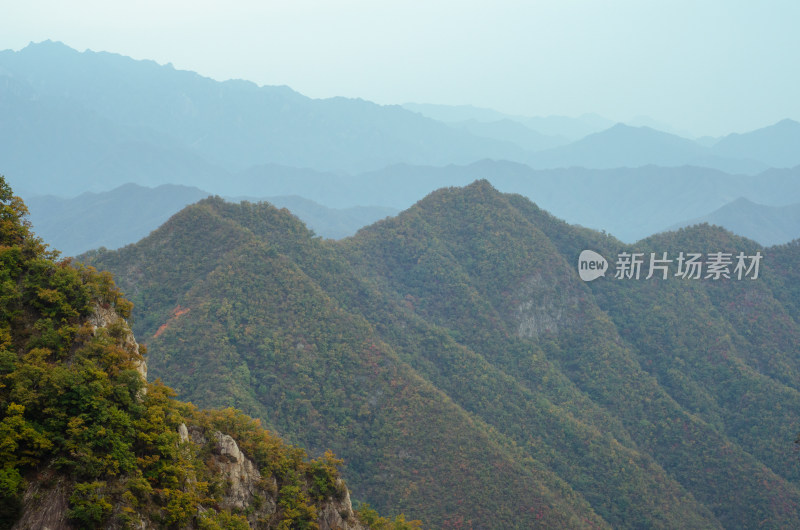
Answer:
[{"left": 153, "top": 305, "right": 191, "bottom": 338}]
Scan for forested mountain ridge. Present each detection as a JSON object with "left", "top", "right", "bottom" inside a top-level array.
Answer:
[
  {"left": 81, "top": 196, "right": 608, "bottom": 528},
  {"left": 84, "top": 180, "right": 800, "bottom": 528},
  {"left": 0, "top": 178, "right": 416, "bottom": 529}
]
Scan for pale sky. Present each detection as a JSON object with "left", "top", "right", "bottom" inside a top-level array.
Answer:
[{"left": 2, "top": 0, "right": 799, "bottom": 137}]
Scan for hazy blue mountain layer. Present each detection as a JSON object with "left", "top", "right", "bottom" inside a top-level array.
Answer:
[
  {"left": 711, "top": 118, "right": 800, "bottom": 168},
  {"left": 526, "top": 123, "right": 768, "bottom": 174},
  {"left": 299, "top": 161, "right": 800, "bottom": 243},
  {"left": 3, "top": 41, "right": 799, "bottom": 203},
  {"left": 0, "top": 40, "right": 526, "bottom": 196},
  {"left": 670, "top": 196, "right": 800, "bottom": 246},
  {"left": 21, "top": 160, "right": 800, "bottom": 257},
  {"left": 402, "top": 103, "right": 614, "bottom": 140},
  {"left": 23, "top": 183, "right": 398, "bottom": 256}
]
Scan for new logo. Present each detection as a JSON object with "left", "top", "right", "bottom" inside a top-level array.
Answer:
[{"left": 578, "top": 250, "right": 608, "bottom": 282}]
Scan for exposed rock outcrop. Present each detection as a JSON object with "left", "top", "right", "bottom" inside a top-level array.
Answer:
[
  {"left": 200, "top": 427, "right": 363, "bottom": 529},
  {"left": 89, "top": 303, "right": 148, "bottom": 382},
  {"left": 515, "top": 269, "right": 583, "bottom": 339},
  {"left": 12, "top": 473, "right": 70, "bottom": 530},
  {"left": 318, "top": 479, "right": 362, "bottom": 530},
  {"left": 210, "top": 431, "right": 274, "bottom": 514}
]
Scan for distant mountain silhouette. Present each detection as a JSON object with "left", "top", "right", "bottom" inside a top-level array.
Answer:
[
  {"left": 0, "top": 41, "right": 527, "bottom": 193},
  {"left": 529, "top": 123, "right": 768, "bottom": 174},
  {"left": 222, "top": 164, "right": 348, "bottom": 199},
  {"left": 445, "top": 118, "right": 569, "bottom": 151},
  {"left": 3, "top": 40, "right": 800, "bottom": 231},
  {"left": 625, "top": 115, "right": 695, "bottom": 138},
  {"left": 0, "top": 63, "right": 221, "bottom": 195},
  {"left": 318, "top": 161, "right": 800, "bottom": 243},
  {"left": 402, "top": 102, "right": 518, "bottom": 123},
  {"left": 25, "top": 184, "right": 212, "bottom": 255},
  {"left": 238, "top": 195, "right": 398, "bottom": 241},
  {"left": 669, "top": 197, "right": 800, "bottom": 246},
  {"left": 32, "top": 160, "right": 788, "bottom": 247},
  {"left": 23, "top": 183, "right": 397, "bottom": 255},
  {"left": 711, "top": 119, "right": 800, "bottom": 168},
  {"left": 403, "top": 102, "right": 613, "bottom": 139}
]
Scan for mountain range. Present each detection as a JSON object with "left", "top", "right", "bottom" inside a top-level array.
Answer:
[
  {"left": 526, "top": 123, "right": 769, "bottom": 174},
  {"left": 23, "top": 183, "right": 397, "bottom": 256},
  {"left": 4, "top": 41, "right": 800, "bottom": 200},
  {"left": 6, "top": 40, "right": 800, "bottom": 246},
  {"left": 17, "top": 159, "right": 800, "bottom": 258},
  {"left": 0, "top": 40, "right": 524, "bottom": 196},
  {"left": 5, "top": 35, "right": 800, "bottom": 530},
  {"left": 83, "top": 180, "right": 800, "bottom": 528},
  {"left": 401, "top": 103, "right": 615, "bottom": 140}
]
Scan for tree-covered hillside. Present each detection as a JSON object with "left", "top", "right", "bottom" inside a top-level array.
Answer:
[
  {"left": 0, "top": 178, "right": 413, "bottom": 529},
  {"left": 84, "top": 180, "right": 800, "bottom": 528}
]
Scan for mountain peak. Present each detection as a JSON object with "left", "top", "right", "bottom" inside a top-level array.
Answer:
[
  {"left": 604, "top": 122, "right": 669, "bottom": 136},
  {"left": 20, "top": 39, "right": 79, "bottom": 55},
  {"left": 609, "top": 122, "right": 636, "bottom": 130},
  {"left": 24, "top": 39, "right": 69, "bottom": 48},
  {"left": 712, "top": 118, "right": 800, "bottom": 167},
  {"left": 464, "top": 178, "right": 499, "bottom": 193},
  {"left": 774, "top": 118, "right": 800, "bottom": 129}
]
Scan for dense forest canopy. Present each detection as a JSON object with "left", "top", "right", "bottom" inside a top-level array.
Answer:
[
  {"left": 81, "top": 180, "right": 800, "bottom": 528},
  {"left": 0, "top": 175, "right": 416, "bottom": 529}
]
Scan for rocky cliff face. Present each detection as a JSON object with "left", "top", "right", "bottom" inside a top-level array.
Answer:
[
  {"left": 194, "top": 427, "right": 363, "bottom": 530},
  {"left": 514, "top": 267, "right": 585, "bottom": 339},
  {"left": 12, "top": 472, "right": 70, "bottom": 530},
  {"left": 88, "top": 303, "right": 148, "bottom": 383}
]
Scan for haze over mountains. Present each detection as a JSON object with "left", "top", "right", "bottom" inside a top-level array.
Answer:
[
  {"left": 0, "top": 40, "right": 524, "bottom": 195},
  {"left": 23, "top": 161, "right": 800, "bottom": 256},
  {"left": 3, "top": 36, "right": 800, "bottom": 529},
  {"left": 671, "top": 197, "right": 800, "bottom": 247},
  {"left": 3, "top": 40, "right": 800, "bottom": 250},
  {"left": 25, "top": 184, "right": 398, "bottom": 256}
]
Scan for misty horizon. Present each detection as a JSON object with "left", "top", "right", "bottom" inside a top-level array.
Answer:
[{"left": 3, "top": 1, "right": 800, "bottom": 137}]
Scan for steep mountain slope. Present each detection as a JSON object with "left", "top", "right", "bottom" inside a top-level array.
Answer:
[
  {"left": 342, "top": 182, "right": 800, "bottom": 528},
  {"left": 0, "top": 177, "right": 409, "bottom": 529},
  {"left": 82, "top": 198, "right": 609, "bottom": 529},
  {"left": 85, "top": 181, "right": 800, "bottom": 528}
]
